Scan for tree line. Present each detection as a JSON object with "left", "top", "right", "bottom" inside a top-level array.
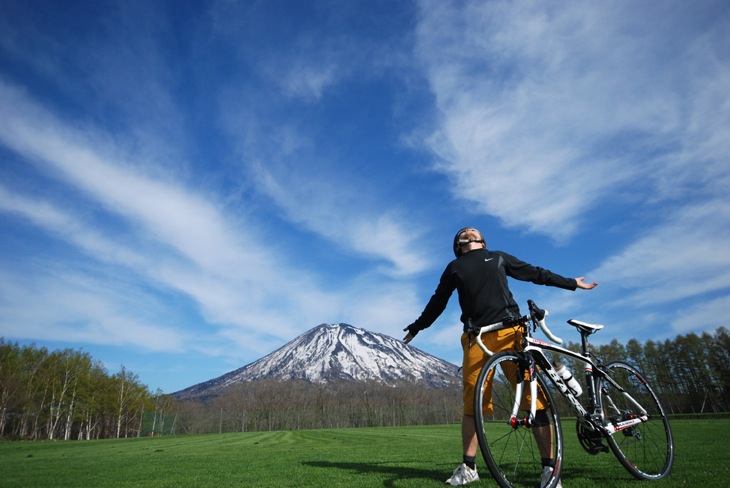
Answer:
[
  {"left": 174, "top": 379, "right": 463, "bottom": 435},
  {"left": 0, "top": 339, "right": 159, "bottom": 440},
  {"left": 2, "top": 327, "right": 729, "bottom": 439},
  {"left": 558, "top": 326, "right": 730, "bottom": 415}
]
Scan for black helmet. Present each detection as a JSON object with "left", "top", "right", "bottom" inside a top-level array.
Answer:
[{"left": 453, "top": 227, "right": 485, "bottom": 257}]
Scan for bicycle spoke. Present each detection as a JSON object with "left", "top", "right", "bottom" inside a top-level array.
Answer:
[
  {"left": 600, "top": 362, "right": 674, "bottom": 480},
  {"left": 474, "top": 352, "right": 562, "bottom": 488}
]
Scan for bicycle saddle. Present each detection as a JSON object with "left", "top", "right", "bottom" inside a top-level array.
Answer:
[{"left": 567, "top": 319, "right": 604, "bottom": 335}]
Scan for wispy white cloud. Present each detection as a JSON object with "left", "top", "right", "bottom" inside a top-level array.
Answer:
[
  {"left": 0, "top": 266, "right": 187, "bottom": 352},
  {"left": 216, "top": 74, "right": 433, "bottom": 278},
  {"left": 0, "top": 80, "right": 319, "bottom": 343},
  {"left": 0, "top": 184, "right": 147, "bottom": 269},
  {"left": 203, "top": 1, "right": 434, "bottom": 278},
  {"left": 670, "top": 296, "right": 730, "bottom": 335},
  {"left": 592, "top": 200, "right": 730, "bottom": 307},
  {"left": 272, "top": 39, "right": 345, "bottom": 102},
  {"left": 0, "top": 80, "right": 262, "bottom": 274},
  {"left": 0, "top": 77, "right": 426, "bottom": 361},
  {"left": 414, "top": 0, "right": 729, "bottom": 242},
  {"left": 249, "top": 159, "right": 430, "bottom": 276}
]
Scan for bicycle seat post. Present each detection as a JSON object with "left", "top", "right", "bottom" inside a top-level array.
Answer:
[
  {"left": 580, "top": 330, "right": 591, "bottom": 356},
  {"left": 575, "top": 329, "right": 598, "bottom": 417}
]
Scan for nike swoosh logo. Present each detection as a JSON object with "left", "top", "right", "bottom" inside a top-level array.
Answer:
[{"left": 484, "top": 258, "right": 494, "bottom": 262}]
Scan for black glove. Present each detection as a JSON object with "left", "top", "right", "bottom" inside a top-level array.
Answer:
[{"left": 402, "top": 323, "right": 419, "bottom": 343}]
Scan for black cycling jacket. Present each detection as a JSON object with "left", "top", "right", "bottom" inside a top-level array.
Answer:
[{"left": 406, "top": 248, "right": 577, "bottom": 336}]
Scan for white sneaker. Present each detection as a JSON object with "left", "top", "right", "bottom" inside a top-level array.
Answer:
[
  {"left": 540, "top": 466, "right": 563, "bottom": 488},
  {"left": 445, "top": 463, "right": 479, "bottom": 486}
]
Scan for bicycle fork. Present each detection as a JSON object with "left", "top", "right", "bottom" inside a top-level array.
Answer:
[{"left": 509, "top": 355, "right": 539, "bottom": 428}]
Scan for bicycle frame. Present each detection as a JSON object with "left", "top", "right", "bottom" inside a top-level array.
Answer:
[
  {"left": 523, "top": 337, "right": 648, "bottom": 435},
  {"left": 472, "top": 302, "right": 649, "bottom": 436}
]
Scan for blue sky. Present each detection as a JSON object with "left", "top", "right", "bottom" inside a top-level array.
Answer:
[{"left": 1, "top": 0, "right": 728, "bottom": 394}]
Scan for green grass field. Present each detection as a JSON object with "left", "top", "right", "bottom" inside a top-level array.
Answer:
[{"left": 1, "top": 419, "right": 727, "bottom": 487}]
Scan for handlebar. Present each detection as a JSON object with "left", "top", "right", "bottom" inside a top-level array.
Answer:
[{"left": 472, "top": 300, "right": 563, "bottom": 356}]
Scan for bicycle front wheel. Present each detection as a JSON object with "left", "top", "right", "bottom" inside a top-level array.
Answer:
[
  {"left": 474, "top": 351, "right": 563, "bottom": 488},
  {"left": 599, "top": 361, "right": 674, "bottom": 480}
]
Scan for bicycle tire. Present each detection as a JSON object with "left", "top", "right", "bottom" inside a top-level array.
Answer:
[
  {"left": 474, "top": 351, "right": 563, "bottom": 488},
  {"left": 598, "top": 361, "right": 674, "bottom": 480}
]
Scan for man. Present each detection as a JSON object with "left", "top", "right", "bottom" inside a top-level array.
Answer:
[{"left": 403, "top": 227, "right": 597, "bottom": 487}]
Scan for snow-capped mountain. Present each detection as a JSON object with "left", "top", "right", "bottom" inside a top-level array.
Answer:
[{"left": 174, "top": 323, "right": 461, "bottom": 400}]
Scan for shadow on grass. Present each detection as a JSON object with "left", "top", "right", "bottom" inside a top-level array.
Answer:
[
  {"left": 557, "top": 463, "right": 644, "bottom": 486},
  {"left": 304, "top": 460, "right": 447, "bottom": 487},
  {"left": 305, "top": 460, "right": 638, "bottom": 487}
]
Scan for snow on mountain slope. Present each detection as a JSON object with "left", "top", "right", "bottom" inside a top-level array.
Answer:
[{"left": 174, "top": 323, "right": 461, "bottom": 400}]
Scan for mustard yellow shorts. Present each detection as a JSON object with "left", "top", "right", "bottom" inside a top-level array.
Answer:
[{"left": 461, "top": 327, "right": 547, "bottom": 416}]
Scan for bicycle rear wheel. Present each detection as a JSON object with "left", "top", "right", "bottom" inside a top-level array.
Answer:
[
  {"left": 599, "top": 361, "right": 674, "bottom": 480},
  {"left": 474, "top": 351, "right": 563, "bottom": 488}
]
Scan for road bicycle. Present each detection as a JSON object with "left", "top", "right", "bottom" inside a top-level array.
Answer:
[{"left": 468, "top": 300, "right": 674, "bottom": 488}]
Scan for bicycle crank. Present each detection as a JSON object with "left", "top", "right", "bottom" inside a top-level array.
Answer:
[{"left": 576, "top": 418, "right": 609, "bottom": 455}]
